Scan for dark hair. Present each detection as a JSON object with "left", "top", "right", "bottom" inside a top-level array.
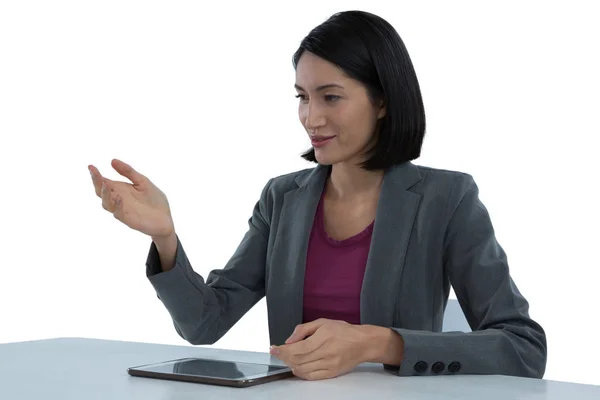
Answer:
[{"left": 292, "top": 10, "right": 426, "bottom": 171}]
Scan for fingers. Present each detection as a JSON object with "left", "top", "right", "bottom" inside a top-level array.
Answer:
[
  {"left": 273, "top": 334, "right": 327, "bottom": 367},
  {"left": 298, "top": 369, "right": 335, "bottom": 381},
  {"left": 285, "top": 319, "right": 326, "bottom": 344},
  {"left": 88, "top": 165, "right": 104, "bottom": 197},
  {"left": 271, "top": 319, "right": 329, "bottom": 363},
  {"left": 100, "top": 179, "right": 112, "bottom": 212},
  {"left": 90, "top": 163, "right": 129, "bottom": 224},
  {"left": 112, "top": 193, "right": 127, "bottom": 222},
  {"left": 100, "top": 179, "right": 121, "bottom": 213},
  {"left": 111, "top": 159, "right": 147, "bottom": 186},
  {"left": 100, "top": 180, "right": 131, "bottom": 226},
  {"left": 291, "top": 359, "right": 333, "bottom": 381}
]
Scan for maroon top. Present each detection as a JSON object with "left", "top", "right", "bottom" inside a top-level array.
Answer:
[{"left": 302, "top": 192, "right": 374, "bottom": 325}]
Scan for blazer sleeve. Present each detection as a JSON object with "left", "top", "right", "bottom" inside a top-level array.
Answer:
[
  {"left": 389, "top": 175, "right": 547, "bottom": 378},
  {"left": 145, "top": 179, "right": 274, "bottom": 345}
]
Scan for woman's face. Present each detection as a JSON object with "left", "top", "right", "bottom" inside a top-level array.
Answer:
[{"left": 295, "top": 51, "right": 385, "bottom": 166}]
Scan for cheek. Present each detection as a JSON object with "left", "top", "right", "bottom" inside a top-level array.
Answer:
[
  {"left": 337, "top": 108, "right": 370, "bottom": 140},
  {"left": 336, "top": 124, "right": 375, "bottom": 153},
  {"left": 298, "top": 106, "right": 307, "bottom": 126}
]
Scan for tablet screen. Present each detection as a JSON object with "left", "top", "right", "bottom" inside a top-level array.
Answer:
[{"left": 132, "top": 358, "right": 290, "bottom": 381}]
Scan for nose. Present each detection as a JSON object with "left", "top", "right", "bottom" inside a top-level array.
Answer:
[{"left": 301, "top": 101, "right": 326, "bottom": 130}]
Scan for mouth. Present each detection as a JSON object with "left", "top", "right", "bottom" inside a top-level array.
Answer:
[{"left": 310, "top": 135, "right": 335, "bottom": 148}]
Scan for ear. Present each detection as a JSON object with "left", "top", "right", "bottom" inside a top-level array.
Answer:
[{"left": 377, "top": 100, "right": 386, "bottom": 119}]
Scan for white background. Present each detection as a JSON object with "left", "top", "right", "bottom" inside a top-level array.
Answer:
[{"left": 1, "top": 0, "right": 599, "bottom": 386}]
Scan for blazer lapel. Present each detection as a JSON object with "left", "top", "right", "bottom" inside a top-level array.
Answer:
[
  {"left": 269, "top": 165, "right": 329, "bottom": 345},
  {"left": 360, "top": 162, "right": 423, "bottom": 327}
]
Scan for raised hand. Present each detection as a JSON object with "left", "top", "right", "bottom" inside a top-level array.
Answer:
[{"left": 88, "top": 159, "right": 175, "bottom": 239}]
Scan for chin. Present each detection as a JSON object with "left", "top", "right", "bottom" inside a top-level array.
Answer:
[
  {"left": 313, "top": 150, "right": 347, "bottom": 166},
  {"left": 314, "top": 148, "right": 367, "bottom": 168},
  {"left": 313, "top": 150, "right": 336, "bottom": 165}
]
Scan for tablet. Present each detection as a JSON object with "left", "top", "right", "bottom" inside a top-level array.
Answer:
[{"left": 127, "top": 357, "right": 294, "bottom": 388}]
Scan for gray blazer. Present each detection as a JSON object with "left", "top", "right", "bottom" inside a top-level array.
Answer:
[{"left": 146, "top": 161, "right": 547, "bottom": 378}]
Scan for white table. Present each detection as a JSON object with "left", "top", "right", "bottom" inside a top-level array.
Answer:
[{"left": 1, "top": 337, "right": 599, "bottom": 399}]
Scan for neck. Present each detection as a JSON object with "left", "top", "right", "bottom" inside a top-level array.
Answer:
[{"left": 327, "top": 162, "right": 384, "bottom": 200}]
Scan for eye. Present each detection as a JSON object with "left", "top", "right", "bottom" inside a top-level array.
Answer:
[
  {"left": 325, "top": 95, "right": 340, "bottom": 102},
  {"left": 295, "top": 94, "right": 308, "bottom": 101}
]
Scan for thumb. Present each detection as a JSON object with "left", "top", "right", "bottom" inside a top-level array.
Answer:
[
  {"left": 111, "top": 159, "right": 147, "bottom": 186},
  {"left": 285, "top": 319, "right": 324, "bottom": 344}
]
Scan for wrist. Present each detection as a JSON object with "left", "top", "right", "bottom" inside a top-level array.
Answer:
[
  {"left": 152, "top": 231, "right": 177, "bottom": 249},
  {"left": 360, "top": 325, "right": 404, "bottom": 366},
  {"left": 152, "top": 232, "right": 178, "bottom": 272}
]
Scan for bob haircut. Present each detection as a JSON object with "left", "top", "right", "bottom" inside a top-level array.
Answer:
[{"left": 292, "top": 10, "right": 426, "bottom": 171}]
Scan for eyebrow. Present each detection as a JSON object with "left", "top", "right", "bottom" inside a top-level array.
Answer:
[{"left": 294, "top": 83, "right": 345, "bottom": 92}]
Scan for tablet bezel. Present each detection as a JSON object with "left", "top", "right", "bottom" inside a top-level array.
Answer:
[{"left": 127, "top": 357, "right": 294, "bottom": 388}]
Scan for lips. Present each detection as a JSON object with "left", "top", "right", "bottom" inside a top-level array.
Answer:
[
  {"left": 310, "top": 135, "right": 335, "bottom": 141},
  {"left": 310, "top": 135, "right": 335, "bottom": 148}
]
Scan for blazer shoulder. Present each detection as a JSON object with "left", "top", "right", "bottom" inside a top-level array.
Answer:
[
  {"left": 415, "top": 164, "right": 473, "bottom": 182},
  {"left": 417, "top": 165, "right": 474, "bottom": 186},
  {"left": 411, "top": 164, "right": 479, "bottom": 209},
  {"left": 263, "top": 167, "right": 316, "bottom": 195},
  {"left": 253, "top": 167, "right": 316, "bottom": 225},
  {"left": 253, "top": 167, "right": 316, "bottom": 209}
]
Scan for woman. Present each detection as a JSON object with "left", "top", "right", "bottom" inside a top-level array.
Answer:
[{"left": 88, "top": 10, "right": 547, "bottom": 381}]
